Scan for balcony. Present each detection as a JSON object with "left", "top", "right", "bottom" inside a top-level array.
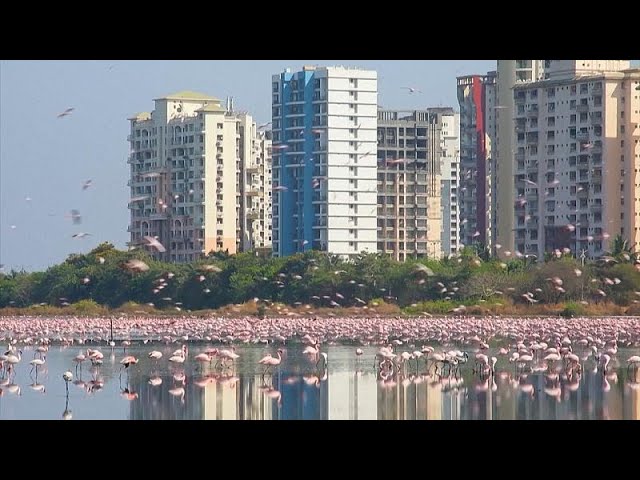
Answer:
[
  {"left": 576, "top": 132, "right": 589, "bottom": 142},
  {"left": 246, "top": 188, "right": 262, "bottom": 196},
  {"left": 590, "top": 204, "right": 603, "bottom": 213},
  {"left": 149, "top": 213, "right": 169, "bottom": 221},
  {"left": 515, "top": 124, "right": 526, "bottom": 133},
  {"left": 246, "top": 164, "right": 260, "bottom": 173},
  {"left": 577, "top": 104, "right": 589, "bottom": 113},
  {"left": 527, "top": 107, "right": 539, "bottom": 118}
]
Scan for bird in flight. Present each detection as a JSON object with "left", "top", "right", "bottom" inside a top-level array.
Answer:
[
  {"left": 386, "top": 158, "right": 406, "bottom": 165},
  {"left": 67, "top": 209, "right": 82, "bottom": 225},
  {"left": 57, "top": 108, "right": 74, "bottom": 118},
  {"left": 72, "top": 232, "right": 91, "bottom": 239},
  {"left": 402, "top": 87, "right": 422, "bottom": 94},
  {"left": 82, "top": 179, "right": 93, "bottom": 190},
  {"left": 143, "top": 236, "right": 167, "bottom": 253}
]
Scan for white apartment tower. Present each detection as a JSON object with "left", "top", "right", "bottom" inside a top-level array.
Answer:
[
  {"left": 440, "top": 110, "right": 461, "bottom": 256},
  {"left": 512, "top": 60, "right": 639, "bottom": 260},
  {"left": 128, "top": 91, "right": 272, "bottom": 262},
  {"left": 271, "top": 66, "right": 378, "bottom": 258},
  {"left": 237, "top": 114, "right": 273, "bottom": 254}
]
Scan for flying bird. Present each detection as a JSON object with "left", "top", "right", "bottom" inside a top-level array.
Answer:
[
  {"left": 123, "top": 259, "right": 150, "bottom": 273},
  {"left": 82, "top": 180, "right": 93, "bottom": 190},
  {"left": 67, "top": 209, "right": 82, "bottom": 225},
  {"left": 143, "top": 236, "right": 166, "bottom": 253},
  {"left": 72, "top": 232, "right": 91, "bottom": 239},
  {"left": 57, "top": 107, "right": 74, "bottom": 118},
  {"left": 402, "top": 87, "right": 422, "bottom": 94}
]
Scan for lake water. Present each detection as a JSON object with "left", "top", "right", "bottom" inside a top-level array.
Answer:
[{"left": 1, "top": 344, "right": 639, "bottom": 420}]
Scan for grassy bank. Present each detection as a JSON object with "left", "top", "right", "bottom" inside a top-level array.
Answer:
[{"left": 0, "top": 298, "right": 637, "bottom": 318}]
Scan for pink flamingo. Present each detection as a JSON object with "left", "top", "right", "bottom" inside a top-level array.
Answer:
[
  {"left": 628, "top": 355, "right": 640, "bottom": 375},
  {"left": 258, "top": 349, "right": 284, "bottom": 376}
]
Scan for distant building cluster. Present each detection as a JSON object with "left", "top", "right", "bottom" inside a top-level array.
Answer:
[{"left": 128, "top": 60, "right": 640, "bottom": 262}]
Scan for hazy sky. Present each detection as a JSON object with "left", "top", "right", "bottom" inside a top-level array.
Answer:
[{"left": 1, "top": 60, "right": 636, "bottom": 272}]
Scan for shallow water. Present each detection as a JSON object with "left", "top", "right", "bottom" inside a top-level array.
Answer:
[{"left": 1, "top": 344, "right": 639, "bottom": 420}]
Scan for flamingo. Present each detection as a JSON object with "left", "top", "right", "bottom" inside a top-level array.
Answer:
[
  {"left": 316, "top": 352, "right": 328, "bottom": 370},
  {"left": 599, "top": 354, "right": 611, "bottom": 373},
  {"left": 148, "top": 350, "right": 163, "bottom": 361},
  {"left": 119, "top": 356, "right": 138, "bottom": 376},
  {"left": 169, "top": 386, "right": 186, "bottom": 404},
  {"left": 627, "top": 355, "right": 640, "bottom": 375},
  {"left": 29, "top": 356, "right": 46, "bottom": 375},
  {"left": 62, "top": 371, "right": 73, "bottom": 395},
  {"left": 218, "top": 347, "right": 239, "bottom": 367},
  {"left": 258, "top": 349, "right": 284, "bottom": 377}
]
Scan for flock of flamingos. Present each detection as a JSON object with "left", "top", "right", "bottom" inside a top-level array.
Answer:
[{"left": 1, "top": 314, "right": 640, "bottom": 413}]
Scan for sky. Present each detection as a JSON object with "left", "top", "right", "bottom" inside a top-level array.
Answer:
[{"left": 1, "top": 59, "right": 637, "bottom": 272}]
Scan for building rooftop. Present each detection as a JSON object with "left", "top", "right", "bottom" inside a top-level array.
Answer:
[
  {"left": 196, "top": 102, "right": 226, "bottom": 113},
  {"left": 154, "top": 90, "right": 219, "bottom": 102},
  {"left": 513, "top": 70, "right": 640, "bottom": 89},
  {"left": 128, "top": 112, "right": 152, "bottom": 122}
]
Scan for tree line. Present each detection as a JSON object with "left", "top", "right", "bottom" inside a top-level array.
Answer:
[{"left": 1, "top": 237, "right": 640, "bottom": 315}]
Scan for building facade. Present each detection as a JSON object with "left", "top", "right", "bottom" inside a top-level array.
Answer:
[
  {"left": 456, "top": 73, "right": 497, "bottom": 252},
  {"left": 377, "top": 108, "right": 451, "bottom": 261},
  {"left": 237, "top": 114, "right": 273, "bottom": 255},
  {"left": 127, "top": 91, "right": 272, "bottom": 262},
  {"left": 494, "top": 60, "right": 546, "bottom": 256},
  {"left": 512, "top": 60, "right": 639, "bottom": 260},
  {"left": 439, "top": 110, "right": 461, "bottom": 256},
  {"left": 271, "top": 66, "right": 378, "bottom": 259}
]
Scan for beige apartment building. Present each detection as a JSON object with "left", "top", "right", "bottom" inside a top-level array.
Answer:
[
  {"left": 512, "top": 61, "right": 640, "bottom": 260},
  {"left": 376, "top": 108, "right": 451, "bottom": 261},
  {"left": 127, "top": 91, "right": 272, "bottom": 262}
]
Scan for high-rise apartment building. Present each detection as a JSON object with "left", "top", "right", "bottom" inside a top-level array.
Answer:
[
  {"left": 271, "top": 66, "right": 378, "bottom": 258},
  {"left": 494, "top": 60, "right": 546, "bottom": 256},
  {"left": 512, "top": 60, "right": 639, "bottom": 260},
  {"left": 127, "top": 91, "right": 271, "bottom": 262},
  {"left": 439, "top": 110, "right": 461, "bottom": 256},
  {"left": 456, "top": 72, "right": 497, "bottom": 251},
  {"left": 376, "top": 108, "right": 453, "bottom": 261},
  {"left": 457, "top": 61, "right": 547, "bottom": 256},
  {"left": 237, "top": 114, "right": 273, "bottom": 255}
]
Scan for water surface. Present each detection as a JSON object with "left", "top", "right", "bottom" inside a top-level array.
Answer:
[{"left": 1, "top": 344, "right": 639, "bottom": 420}]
